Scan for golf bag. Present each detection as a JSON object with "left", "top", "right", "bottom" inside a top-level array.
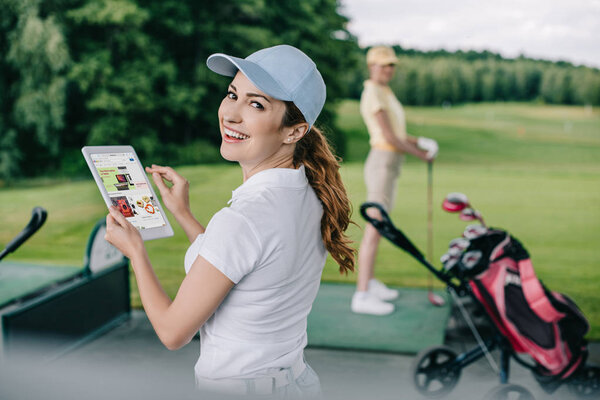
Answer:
[
  {"left": 454, "top": 227, "right": 589, "bottom": 389},
  {"left": 362, "top": 200, "right": 598, "bottom": 397}
]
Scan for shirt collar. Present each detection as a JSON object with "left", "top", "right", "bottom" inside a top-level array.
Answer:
[{"left": 228, "top": 165, "right": 308, "bottom": 204}]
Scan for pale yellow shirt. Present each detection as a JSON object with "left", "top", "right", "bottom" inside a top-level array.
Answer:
[{"left": 360, "top": 80, "right": 407, "bottom": 152}]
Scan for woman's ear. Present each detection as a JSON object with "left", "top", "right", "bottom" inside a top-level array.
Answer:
[{"left": 284, "top": 123, "right": 309, "bottom": 144}]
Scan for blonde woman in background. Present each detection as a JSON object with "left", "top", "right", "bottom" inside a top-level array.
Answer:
[{"left": 352, "top": 46, "right": 438, "bottom": 316}]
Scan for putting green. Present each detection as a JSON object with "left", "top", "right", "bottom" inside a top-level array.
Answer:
[
  {"left": 0, "top": 262, "right": 82, "bottom": 308},
  {"left": 307, "top": 283, "right": 450, "bottom": 354}
]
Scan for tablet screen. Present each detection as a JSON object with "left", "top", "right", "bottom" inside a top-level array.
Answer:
[{"left": 90, "top": 151, "right": 168, "bottom": 230}]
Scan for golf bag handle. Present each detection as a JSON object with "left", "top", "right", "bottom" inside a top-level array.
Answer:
[
  {"left": 0, "top": 207, "right": 47, "bottom": 262},
  {"left": 360, "top": 202, "right": 456, "bottom": 288},
  {"left": 360, "top": 202, "right": 426, "bottom": 261}
]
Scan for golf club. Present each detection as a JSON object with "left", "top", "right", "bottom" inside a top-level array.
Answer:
[
  {"left": 427, "top": 162, "right": 445, "bottom": 307},
  {"left": 442, "top": 192, "right": 470, "bottom": 212},
  {"left": 442, "top": 192, "right": 486, "bottom": 227},
  {"left": 448, "top": 237, "right": 470, "bottom": 251},
  {"left": 0, "top": 207, "right": 48, "bottom": 262},
  {"left": 463, "top": 224, "right": 488, "bottom": 240}
]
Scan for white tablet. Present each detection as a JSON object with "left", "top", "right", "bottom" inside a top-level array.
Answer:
[{"left": 82, "top": 145, "right": 174, "bottom": 241}]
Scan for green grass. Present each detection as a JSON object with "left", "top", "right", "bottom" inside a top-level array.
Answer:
[{"left": 1, "top": 102, "right": 599, "bottom": 339}]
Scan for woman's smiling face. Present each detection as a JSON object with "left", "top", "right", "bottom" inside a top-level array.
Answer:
[{"left": 218, "top": 72, "right": 294, "bottom": 179}]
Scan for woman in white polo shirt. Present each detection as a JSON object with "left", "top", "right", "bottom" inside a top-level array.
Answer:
[{"left": 104, "top": 44, "right": 354, "bottom": 397}]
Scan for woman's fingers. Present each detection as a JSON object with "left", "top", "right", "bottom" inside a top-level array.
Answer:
[
  {"left": 108, "top": 206, "right": 130, "bottom": 227},
  {"left": 151, "top": 171, "right": 171, "bottom": 194},
  {"left": 105, "top": 211, "right": 120, "bottom": 243},
  {"left": 147, "top": 164, "right": 186, "bottom": 184},
  {"left": 106, "top": 213, "right": 115, "bottom": 229},
  {"left": 146, "top": 165, "right": 174, "bottom": 179},
  {"left": 146, "top": 166, "right": 171, "bottom": 184}
]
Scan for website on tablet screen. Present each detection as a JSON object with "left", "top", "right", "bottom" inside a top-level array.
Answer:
[{"left": 91, "top": 152, "right": 167, "bottom": 230}]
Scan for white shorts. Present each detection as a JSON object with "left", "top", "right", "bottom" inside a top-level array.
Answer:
[
  {"left": 364, "top": 148, "right": 403, "bottom": 211},
  {"left": 196, "top": 358, "right": 321, "bottom": 398}
]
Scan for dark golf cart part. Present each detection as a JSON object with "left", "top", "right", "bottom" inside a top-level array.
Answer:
[
  {"left": 411, "top": 340, "right": 535, "bottom": 398},
  {"left": 483, "top": 383, "right": 535, "bottom": 400},
  {"left": 565, "top": 364, "right": 600, "bottom": 398},
  {"left": 1, "top": 218, "right": 130, "bottom": 361},
  {"left": 0, "top": 207, "right": 47, "bottom": 262},
  {"left": 359, "top": 202, "right": 463, "bottom": 294},
  {"left": 411, "top": 321, "right": 540, "bottom": 398}
]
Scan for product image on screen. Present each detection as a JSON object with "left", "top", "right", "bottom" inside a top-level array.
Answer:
[{"left": 91, "top": 152, "right": 167, "bottom": 230}]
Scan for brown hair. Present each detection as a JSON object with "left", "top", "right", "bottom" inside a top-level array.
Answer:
[{"left": 282, "top": 102, "right": 355, "bottom": 274}]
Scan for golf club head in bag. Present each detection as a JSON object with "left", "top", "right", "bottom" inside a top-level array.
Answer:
[
  {"left": 449, "top": 237, "right": 470, "bottom": 251},
  {"left": 0, "top": 207, "right": 48, "bottom": 262},
  {"left": 441, "top": 238, "right": 469, "bottom": 270},
  {"left": 463, "top": 224, "right": 488, "bottom": 240},
  {"left": 442, "top": 192, "right": 470, "bottom": 212},
  {"left": 441, "top": 247, "right": 462, "bottom": 272},
  {"left": 443, "top": 192, "right": 486, "bottom": 227},
  {"left": 459, "top": 208, "right": 481, "bottom": 221}
]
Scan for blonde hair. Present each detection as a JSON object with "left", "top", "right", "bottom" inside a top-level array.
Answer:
[{"left": 283, "top": 102, "right": 355, "bottom": 274}]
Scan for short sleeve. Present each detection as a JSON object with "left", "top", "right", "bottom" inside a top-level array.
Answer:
[
  {"left": 361, "top": 84, "right": 387, "bottom": 115},
  {"left": 197, "top": 208, "right": 262, "bottom": 284}
]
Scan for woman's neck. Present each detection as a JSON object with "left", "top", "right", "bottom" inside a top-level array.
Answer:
[
  {"left": 240, "top": 154, "right": 296, "bottom": 181},
  {"left": 369, "top": 78, "right": 389, "bottom": 87}
]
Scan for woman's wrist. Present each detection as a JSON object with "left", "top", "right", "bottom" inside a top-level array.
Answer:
[
  {"left": 129, "top": 242, "right": 150, "bottom": 266},
  {"left": 172, "top": 205, "right": 193, "bottom": 221}
]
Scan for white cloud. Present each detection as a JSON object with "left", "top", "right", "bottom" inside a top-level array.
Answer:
[{"left": 340, "top": 0, "right": 600, "bottom": 68}]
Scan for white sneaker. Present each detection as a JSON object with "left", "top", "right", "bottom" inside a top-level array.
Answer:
[
  {"left": 351, "top": 292, "right": 394, "bottom": 316},
  {"left": 368, "top": 278, "right": 399, "bottom": 301}
]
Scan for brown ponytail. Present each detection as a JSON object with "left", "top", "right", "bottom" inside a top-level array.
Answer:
[{"left": 282, "top": 102, "right": 355, "bottom": 274}]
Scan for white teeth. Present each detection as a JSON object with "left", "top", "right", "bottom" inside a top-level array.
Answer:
[{"left": 224, "top": 128, "right": 249, "bottom": 140}]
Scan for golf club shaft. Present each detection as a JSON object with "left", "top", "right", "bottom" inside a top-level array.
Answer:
[
  {"left": 426, "top": 162, "right": 442, "bottom": 305},
  {"left": 427, "top": 161, "right": 433, "bottom": 262}
]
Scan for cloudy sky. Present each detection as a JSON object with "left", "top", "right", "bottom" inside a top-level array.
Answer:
[{"left": 340, "top": 0, "right": 600, "bottom": 68}]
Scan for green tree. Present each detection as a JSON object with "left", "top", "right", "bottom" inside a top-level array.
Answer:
[
  {"left": 0, "top": 0, "right": 70, "bottom": 179},
  {"left": 64, "top": 0, "right": 357, "bottom": 166},
  {"left": 415, "top": 69, "right": 434, "bottom": 106}
]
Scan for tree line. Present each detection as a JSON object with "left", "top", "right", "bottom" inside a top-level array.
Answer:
[
  {"left": 1, "top": 0, "right": 598, "bottom": 182},
  {"left": 346, "top": 46, "right": 600, "bottom": 107}
]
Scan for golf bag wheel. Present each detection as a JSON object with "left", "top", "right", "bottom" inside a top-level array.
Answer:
[
  {"left": 567, "top": 365, "right": 600, "bottom": 398},
  {"left": 483, "top": 384, "right": 535, "bottom": 400},
  {"left": 411, "top": 345, "right": 461, "bottom": 398}
]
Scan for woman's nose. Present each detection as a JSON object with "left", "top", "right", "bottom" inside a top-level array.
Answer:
[{"left": 220, "top": 100, "right": 242, "bottom": 124}]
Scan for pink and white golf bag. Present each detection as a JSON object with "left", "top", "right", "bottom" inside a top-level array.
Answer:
[{"left": 461, "top": 229, "right": 589, "bottom": 382}]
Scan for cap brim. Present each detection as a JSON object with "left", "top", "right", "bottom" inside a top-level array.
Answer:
[{"left": 207, "top": 54, "right": 291, "bottom": 101}]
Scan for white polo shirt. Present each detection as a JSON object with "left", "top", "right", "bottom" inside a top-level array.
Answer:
[{"left": 184, "top": 165, "right": 326, "bottom": 380}]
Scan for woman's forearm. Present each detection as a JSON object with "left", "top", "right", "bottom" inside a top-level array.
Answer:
[
  {"left": 172, "top": 208, "right": 205, "bottom": 242},
  {"left": 375, "top": 111, "right": 428, "bottom": 160},
  {"left": 129, "top": 249, "right": 233, "bottom": 350},
  {"left": 129, "top": 250, "right": 179, "bottom": 347}
]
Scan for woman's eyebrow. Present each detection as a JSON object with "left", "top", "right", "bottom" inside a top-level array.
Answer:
[
  {"left": 229, "top": 84, "right": 271, "bottom": 103},
  {"left": 246, "top": 93, "right": 271, "bottom": 103}
]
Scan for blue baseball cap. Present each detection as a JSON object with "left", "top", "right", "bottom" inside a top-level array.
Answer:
[{"left": 206, "top": 45, "right": 326, "bottom": 129}]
